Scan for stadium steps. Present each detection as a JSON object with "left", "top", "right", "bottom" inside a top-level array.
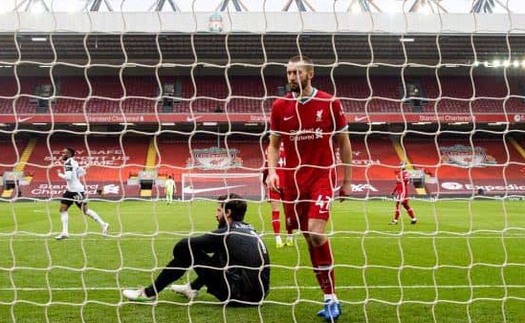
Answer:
[
  {"left": 509, "top": 137, "right": 525, "bottom": 160},
  {"left": 144, "top": 138, "right": 157, "bottom": 171},
  {"left": 1, "top": 188, "right": 13, "bottom": 198},
  {"left": 13, "top": 137, "right": 38, "bottom": 185},
  {"left": 13, "top": 138, "right": 38, "bottom": 173},
  {"left": 392, "top": 139, "right": 428, "bottom": 196},
  {"left": 139, "top": 138, "right": 158, "bottom": 197}
]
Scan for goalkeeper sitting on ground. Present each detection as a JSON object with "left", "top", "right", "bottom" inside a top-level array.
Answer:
[{"left": 123, "top": 193, "right": 270, "bottom": 306}]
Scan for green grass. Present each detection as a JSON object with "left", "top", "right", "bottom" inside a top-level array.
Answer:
[{"left": 1, "top": 198, "right": 524, "bottom": 322}]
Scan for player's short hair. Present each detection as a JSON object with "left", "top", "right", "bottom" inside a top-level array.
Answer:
[
  {"left": 65, "top": 147, "right": 75, "bottom": 157},
  {"left": 289, "top": 55, "right": 314, "bottom": 72},
  {"left": 218, "top": 193, "right": 247, "bottom": 222}
]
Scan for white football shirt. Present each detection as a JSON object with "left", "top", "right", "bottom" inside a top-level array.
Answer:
[{"left": 58, "top": 157, "right": 85, "bottom": 193}]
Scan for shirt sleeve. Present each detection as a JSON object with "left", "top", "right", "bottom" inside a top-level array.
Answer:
[
  {"left": 187, "top": 228, "right": 228, "bottom": 253},
  {"left": 269, "top": 100, "right": 281, "bottom": 137},
  {"left": 77, "top": 167, "right": 87, "bottom": 177},
  {"left": 332, "top": 99, "right": 348, "bottom": 132},
  {"left": 60, "top": 162, "right": 74, "bottom": 180}
]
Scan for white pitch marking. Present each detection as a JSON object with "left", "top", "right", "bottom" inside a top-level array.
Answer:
[{"left": 1, "top": 284, "right": 523, "bottom": 292}]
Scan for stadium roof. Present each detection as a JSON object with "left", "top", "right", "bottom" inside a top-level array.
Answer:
[
  {"left": 1, "top": 0, "right": 525, "bottom": 13},
  {"left": 1, "top": 33, "right": 523, "bottom": 67},
  {"left": 0, "top": 9, "right": 524, "bottom": 68}
]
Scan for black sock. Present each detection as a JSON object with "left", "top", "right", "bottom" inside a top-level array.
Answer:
[{"left": 190, "top": 278, "right": 204, "bottom": 291}]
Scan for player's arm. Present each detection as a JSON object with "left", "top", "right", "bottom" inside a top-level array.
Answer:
[
  {"left": 391, "top": 184, "right": 397, "bottom": 196},
  {"left": 77, "top": 166, "right": 87, "bottom": 178},
  {"left": 336, "top": 131, "right": 352, "bottom": 198},
  {"left": 261, "top": 152, "right": 269, "bottom": 187},
  {"left": 187, "top": 228, "right": 228, "bottom": 253},
  {"left": 404, "top": 171, "right": 412, "bottom": 183},
  {"left": 266, "top": 134, "right": 282, "bottom": 192},
  {"left": 57, "top": 164, "right": 74, "bottom": 180},
  {"left": 262, "top": 168, "right": 269, "bottom": 186},
  {"left": 267, "top": 100, "right": 283, "bottom": 192},
  {"left": 333, "top": 99, "right": 351, "bottom": 198}
]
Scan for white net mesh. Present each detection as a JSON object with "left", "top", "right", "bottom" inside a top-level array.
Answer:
[{"left": 0, "top": 1, "right": 524, "bottom": 322}]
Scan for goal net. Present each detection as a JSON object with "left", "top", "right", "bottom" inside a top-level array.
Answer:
[{"left": 0, "top": 1, "right": 524, "bottom": 322}]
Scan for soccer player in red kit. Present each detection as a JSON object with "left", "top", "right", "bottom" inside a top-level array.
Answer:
[
  {"left": 266, "top": 55, "right": 352, "bottom": 322},
  {"left": 390, "top": 165, "right": 417, "bottom": 225},
  {"left": 264, "top": 142, "right": 294, "bottom": 248}
]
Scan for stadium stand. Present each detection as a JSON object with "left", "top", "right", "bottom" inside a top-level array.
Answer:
[
  {"left": 405, "top": 136, "right": 525, "bottom": 195},
  {"left": 351, "top": 135, "right": 402, "bottom": 180},
  {"left": 21, "top": 135, "right": 149, "bottom": 183},
  {"left": 2, "top": 132, "right": 523, "bottom": 199},
  {"left": 347, "top": 135, "right": 418, "bottom": 196},
  {"left": 156, "top": 138, "right": 264, "bottom": 175},
  {"left": 1, "top": 75, "right": 523, "bottom": 115},
  {"left": 0, "top": 137, "right": 26, "bottom": 175}
]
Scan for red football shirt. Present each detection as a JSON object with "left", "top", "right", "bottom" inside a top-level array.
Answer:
[
  {"left": 392, "top": 170, "right": 410, "bottom": 197},
  {"left": 270, "top": 88, "right": 348, "bottom": 188}
]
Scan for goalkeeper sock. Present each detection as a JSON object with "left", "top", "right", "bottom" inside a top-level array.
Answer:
[
  {"left": 271, "top": 211, "right": 281, "bottom": 236},
  {"left": 60, "top": 211, "right": 69, "bottom": 234},
  {"left": 145, "top": 258, "right": 186, "bottom": 297},
  {"left": 190, "top": 278, "right": 204, "bottom": 291},
  {"left": 85, "top": 209, "right": 105, "bottom": 227}
]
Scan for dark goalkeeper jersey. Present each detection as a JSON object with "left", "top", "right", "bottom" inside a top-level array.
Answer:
[{"left": 188, "top": 221, "right": 270, "bottom": 301}]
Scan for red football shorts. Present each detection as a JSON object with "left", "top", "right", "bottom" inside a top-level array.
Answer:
[
  {"left": 282, "top": 178, "right": 334, "bottom": 231},
  {"left": 267, "top": 187, "right": 282, "bottom": 202},
  {"left": 394, "top": 192, "right": 408, "bottom": 203}
]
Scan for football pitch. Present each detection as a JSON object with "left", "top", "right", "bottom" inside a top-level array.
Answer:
[{"left": 0, "top": 198, "right": 524, "bottom": 323}]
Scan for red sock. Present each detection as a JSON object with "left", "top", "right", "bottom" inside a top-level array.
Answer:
[
  {"left": 272, "top": 211, "right": 280, "bottom": 236},
  {"left": 403, "top": 202, "right": 415, "bottom": 219},
  {"left": 310, "top": 241, "right": 335, "bottom": 295},
  {"left": 394, "top": 202, "right": 401, "bottom": 220}
]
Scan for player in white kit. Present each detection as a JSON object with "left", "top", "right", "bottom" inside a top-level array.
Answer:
[{"left": 55, "top": 147, "right": 109, "bottom": 240}]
